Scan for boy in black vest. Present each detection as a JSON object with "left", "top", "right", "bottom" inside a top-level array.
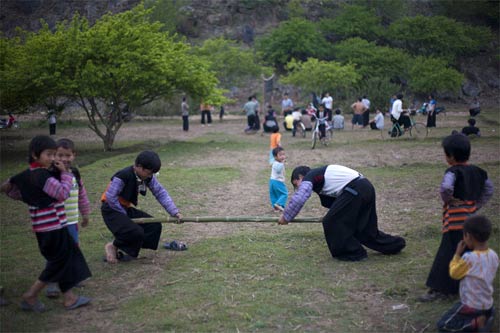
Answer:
[{"left": 101, "top": 151, "right": 182, "bottom": 263}]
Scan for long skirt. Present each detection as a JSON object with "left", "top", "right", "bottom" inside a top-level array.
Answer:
[
  {"left": 37, "top": 228, "right": 91, "bottom": 293},
  {"left": 322, "top": 178, "right": 406, "bottom": 261},
  {"left": 425, "top": 230, "right": 462, "bottom": 295},
  {"left": 269, "top": 179, "right": 288, "bottom": 208},
  {"left": 101, "top": 202, "right": 162, "bottom": 258}
]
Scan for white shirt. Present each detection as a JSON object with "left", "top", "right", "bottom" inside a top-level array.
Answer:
[
  {"left": 374, "top": 113, "right": 384, "bottom": 129},
  {"left": 391, "top": 99, "right": 403, "bottom": 120},
  {"left": 271, "top": 161, "right": 285, "bottom": 182},
  {"left": 281, "top": 98, "right": 293, "bottom": 113},
  {"left": 362, "top": 98, "right": 371, "bottom": 110},
  {"left": 292, "top": 110, "right": 302, "bottom": 121},
  {"left": 320, "top": 165, "right": 361, "bottom": 197},
  {"left": 321, "top": 96, "right": 333, "bottom": 109}
]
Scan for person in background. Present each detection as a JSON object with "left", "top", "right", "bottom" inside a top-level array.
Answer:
[
  {"left": 332, "top": 109, "right": 344, "bottom": 130},
  {"left": 361, "top": 95, "right": 371, "bottom": 128},
  {"left": 468, "top": 97, "right": 481, "bottom": 117},
  {"left": 200, "top": 101, "right": 212, "bottom": 126},
  {"left": 369, "top": 109, "right": 384, "bottom": 130},
  {"left": 48, "top": 111, "right": 56, "bottom": 136},
  {"left": 351, "top": 98, "right": 366, "bottom": 130},
  {"left": 426, "top": 94, "right": 437, "bottom": 128},
  {"left": 461, "top": 118, "right": 481, "bottom": 137},
  {"left": 321, "top": 92, "right": 333, "bottom": 121},
  {"left": 181, "top": 96, "right": 189, "bottom": 132},
  {"left": 281, "top": 93, "right": 294, "bottom": 116}
]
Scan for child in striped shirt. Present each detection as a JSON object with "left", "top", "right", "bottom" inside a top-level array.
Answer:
[
  {"left": 437, "top": 215, "right": 498, "bottom": 332},
  {"left": 0, "top": 135, "right": 91, "bottom": 312},
  {"left": 46, "top": 138, "right": 91, "bottom": 298}
]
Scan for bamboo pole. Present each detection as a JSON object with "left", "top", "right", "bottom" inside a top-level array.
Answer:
[{"left": 133, "top": 216, "right": 322, "bottom": 224}]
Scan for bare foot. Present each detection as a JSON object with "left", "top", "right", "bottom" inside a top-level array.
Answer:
[{"left": 104, "top": 242, "right": 118, "bottom": 264}]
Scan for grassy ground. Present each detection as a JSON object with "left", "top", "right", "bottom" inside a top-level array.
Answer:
[{"left": 0, "top": 108, "right": 499, "bottom": 332}]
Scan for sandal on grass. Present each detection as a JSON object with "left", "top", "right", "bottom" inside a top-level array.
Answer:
[
  {"left": 20, "top": 300, "right": 46, "bottom": 313},
  {"left": 102, "top": 251, "right": 136, "bottom": 263},
  {"left": 65, "top": 296, "right": 91, "bottom": 310},
  {"left": 163, "top": 240, "right": 188, "bottom": 251}
]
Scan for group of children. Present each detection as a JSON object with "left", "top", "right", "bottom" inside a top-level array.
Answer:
[{"left": 1, "top": 129, "right": 498, "bottom": 332}]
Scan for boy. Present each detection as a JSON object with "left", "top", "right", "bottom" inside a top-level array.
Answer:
[
  {"left": 46, "top": 138, "right": 91, "bottom": 298},
  {"left": 269, "top": 147, "right": 288, "bottom": 211},
  {"left": 437, "top": 216, "right": 498, "bottom": 332},
  {"left": 101, "top": 151, "right": 182, "bottom": 263},
  {"left": 1, "top": 135, "right": 91, "bottom": 311},
  {"left": 420, "top": 134, "right": 493, "bottom": 301},
  {"left": 269, "top": 126, "right": 281, "bottom": 165},
  {"left": 461, "top": 118, "right": 481, "bottom": 137},
  {"left": 332, "top": 109, "right": 344, "bottom": 130}
]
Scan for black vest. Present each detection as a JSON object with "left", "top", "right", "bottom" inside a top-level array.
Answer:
[
  {"left": 10, "top": 168, "right": 56, "bottom": 207},
  {"left": 112, "top": 166, "right": 150, "bottom": 206},
  {"left": 446, "top": 164, "right": 487, "bottom": 201}
]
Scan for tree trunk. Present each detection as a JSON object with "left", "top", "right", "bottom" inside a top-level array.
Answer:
[{"left": 103, "top": 129, "right": 116, "bottom": 151}]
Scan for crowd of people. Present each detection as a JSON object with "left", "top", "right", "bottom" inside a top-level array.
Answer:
[{"left": 0, "top": 91, "right": 496, "bottom": 332}]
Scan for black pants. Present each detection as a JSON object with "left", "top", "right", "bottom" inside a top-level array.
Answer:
[
  {"left": 369, "top": 122, "right": 379, "bottom": 130},
  {"left": 246, "top": 114, "right": 256, "bottom": 130},
  {"left": 49, "top": 123, "right": 56, "bottom": 135},
  {"left": 201, "top": 110, "right": 212, "bottom": 124},
  {"left": 182, "top": 115, "right": 189, "bottom": 131},
  {"left": 101, "top": 202, "right": 162, "bottom": 258},
  {"left": 322, "top": 178, "right": 406, "bottom": 261},
  {"left": 425, "top": 230, "right": 462, "bottom": 295},
  {"left": 362, "top": 110, "right": 370, "bottom": 127},
  {"left": 37, "top": 228, "right": 91, "bottom": 292},
  {"left": 427, "top": 112, "right": 436, "bottom": 128}
]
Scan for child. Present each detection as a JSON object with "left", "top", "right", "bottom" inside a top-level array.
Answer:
[
  {"left": 269, "top": 126, "right": 281, "bottom": 165},
  {"left": 46, "top": 138, "right": 91, "bottom": 298},
  {"left": 437, "top": 216, "right": 498, "bottom": 332},
  {"left": 461, "top": 118, "right": 481, "bottom": 137},
  {"left": 420, "top": 134, "right": 494, "bottom": 301},
  {"left": 101, "top": 150, "right": 182, "bottom": 263},
  {"left": 269, "top": 147, "right": 288, "bottom": 211},
  {"left": 0, "top": 135, "right": 92, "bottom": 311},
  {"left": 332, "top": 109, "right": 344, "bottom": 130}
]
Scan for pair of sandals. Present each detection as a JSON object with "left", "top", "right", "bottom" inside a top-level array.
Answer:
[{"left": 163, "top": 240, "right": 188, "bottom": 251}]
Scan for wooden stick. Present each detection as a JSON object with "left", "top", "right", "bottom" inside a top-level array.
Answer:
[{"left": 133, "top": 216, "right": 322, "bottom": 224}]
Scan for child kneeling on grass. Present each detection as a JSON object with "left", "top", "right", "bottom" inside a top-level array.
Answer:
[
  {"left": 101, "top": 150, "right": 183, "bottom": 263},
  {"left": 0, "top": 135, "right": 92, "bottom": 312},
  {"left": 437, "top": 215, "right": 498, "bottom": 332}
]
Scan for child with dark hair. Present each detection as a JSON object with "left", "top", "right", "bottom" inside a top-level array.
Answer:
[
  {"left": 280, "top": 164, "right": 406, "bottom": 261},
  {"left": 269, "top": 147, "right": 288, "bottom": 211},
  {"left": 101, "top": 150, "right": 182, "bottom": 263},
  {"left": 46, "top": 138, "right": 92, "bottom": 298},
  {"left": 268, "top": 125, "right": 281, "bottom": 164},
  {"left": 0, "top": 135, "right": 92, "bottom": 311},
  {"left": 437, "top": 216, "right": 498, "bottom": 332},
  {"left": 420, "top": 134, "right": 494, "bottom": 301},
  {"left": 461, "top": 118, "right": 481, "bottom": 137}
]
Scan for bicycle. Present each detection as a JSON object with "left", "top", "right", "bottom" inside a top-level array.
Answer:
[
  {"left": 293, "top": 119, "right": 307, "bottom": 138},
  {"left": 381, "top": 110, "right": 428, "bottom": 140},
  {"left": 311, "top": 116, "right": 333, "bottom": 149}
]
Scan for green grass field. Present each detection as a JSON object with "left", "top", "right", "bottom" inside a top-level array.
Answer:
[{"left": 0, "top": 108, "right": 498, "bottom": 332}]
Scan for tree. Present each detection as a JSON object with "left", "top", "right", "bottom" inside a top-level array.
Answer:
[
  {"left": 332, "top": 38, "right": 410, "bottom": 83},
  {"left": 256, "top": 18, "right": 330, "bottom": 69},
  {"left": 407, "top": 57, "right": 464, "bottom": 95},
  {"left": 193, "top": 37, "right": 270, "bottom": 89},
  {"left": 387, "top": 15, "right": 494, "bottom": 61},
  {"left": 1, "top": 5, "right": 221, "bottom": 151},
  {"left": 318, "top": 5, "right": 382, "bottom": 42},
  {"left": 281, "top": 58, "right": 361, "bottom": 100}
]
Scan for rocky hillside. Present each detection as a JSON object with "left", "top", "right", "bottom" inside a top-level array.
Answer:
[{"left": 1, "top": 0, "right": 498, "bottom": 103}]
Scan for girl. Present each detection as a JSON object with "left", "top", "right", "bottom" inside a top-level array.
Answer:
[{"left": 0, "top": 135, "right": 91, "bottom": 312}]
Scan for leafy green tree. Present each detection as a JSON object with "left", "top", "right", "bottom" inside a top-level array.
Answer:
[
  {"left": 281, "top": 58, "right": 361, "bottom": 100},
  {"left": 332, "top": 38, "right": 410, "bottom": 83},
  {"left": 193, "top": 37, "right": 270, "bottom": 89},
  {"left": 256, "top": 18, "right": 330, "bottom": 69},
  {"left": 1, "top": 5, "right": 221, "bottom": 150},
  {"left": 387, "top": 15, "right": 494, "bottom": 60},
  {"left": 318, "top": 5, "right": 382, "bottom": 42},
  {"left": 407, "top": 57, "right": 464, "bottom": 95}
]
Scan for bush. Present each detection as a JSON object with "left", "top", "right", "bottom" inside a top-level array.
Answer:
[{"left": 407, "top": 57, "right": 464, "bottom": 95}]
